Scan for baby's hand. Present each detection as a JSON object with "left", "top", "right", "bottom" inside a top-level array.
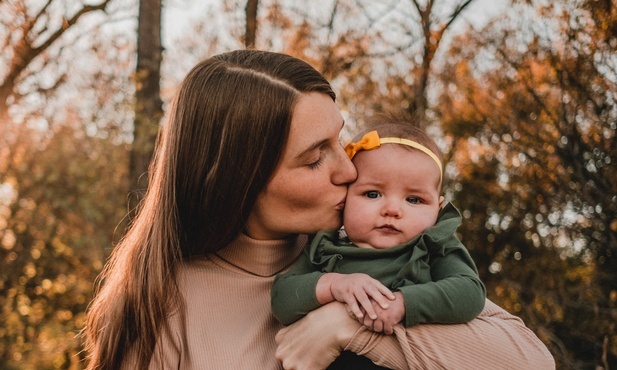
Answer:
[
  {"left": 360, "top": 291, "right": 405, "bottom": 335},
  {"left": 328, "top": 273, "right": 395, "bottom": 321}
]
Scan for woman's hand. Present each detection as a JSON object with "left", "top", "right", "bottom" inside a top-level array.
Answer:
[
  {"left": 360, "top": 291, "right": 405, "bottom": 335},
  {"left": 275, "top": 301, "right": 361, "bottom": 370}
]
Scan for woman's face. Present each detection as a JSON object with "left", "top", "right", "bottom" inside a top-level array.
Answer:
[{"left": 245, "top": 92, "right": 357, "bottom": 240}]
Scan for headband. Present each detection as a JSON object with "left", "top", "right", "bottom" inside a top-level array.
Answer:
[{"left": 344, "top": 130, "right": 443, "bottom": 187}]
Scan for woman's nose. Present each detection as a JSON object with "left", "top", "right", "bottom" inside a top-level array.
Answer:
[{"left": 332, "top": 146, "right": 357, "bottom": 185}]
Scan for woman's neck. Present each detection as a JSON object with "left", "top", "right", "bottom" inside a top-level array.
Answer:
[{"left": 214, "top": 233, "right": 307, "bottom": 277}]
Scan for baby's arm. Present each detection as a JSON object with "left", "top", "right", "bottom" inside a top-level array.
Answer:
[
  {"left": 399, "top": 238, "right": 486, "bottom": 326},
  {"left": 392, "top": 204, "right": 486, "bottom": 327},
  {"left": 272, "top": 251, "right": 397, "bottom": 326},
  {"left": 316, "top": 273, "right": 396, "bottom": 324},
  {"left": 271, "top": 249, "right": 327, "bottom": 326}
]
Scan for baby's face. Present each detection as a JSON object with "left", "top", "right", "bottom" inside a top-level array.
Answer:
[{"left": 343, "top": 144, "right": 443, "bottom": 249}]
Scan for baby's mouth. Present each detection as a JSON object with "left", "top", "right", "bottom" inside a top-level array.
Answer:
[{"left": 376, "top": 224, "right": 400, "bottom": 232}]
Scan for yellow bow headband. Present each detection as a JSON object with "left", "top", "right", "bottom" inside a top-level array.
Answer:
[{"left": 345, "top": 130, "right": 443, "bottom": 187}]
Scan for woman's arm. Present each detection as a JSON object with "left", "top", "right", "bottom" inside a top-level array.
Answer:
[
  {"left": 347, "top": 299, "right": 555, "bottom": 370},
  {"left": 275, "top": 299, "right": 555, "bottom": 370}
]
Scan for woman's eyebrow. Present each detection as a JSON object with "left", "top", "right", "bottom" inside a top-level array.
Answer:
[
  {"left": 295, "top": 119, "right": 344, "bottom": 160},
  {"left": 295, "top": 139, "right": 328, "bottom": 160}
]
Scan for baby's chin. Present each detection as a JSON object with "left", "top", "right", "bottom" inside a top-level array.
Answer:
[{"left": 352, "top": 239, "right": 399, "bottom": 250}]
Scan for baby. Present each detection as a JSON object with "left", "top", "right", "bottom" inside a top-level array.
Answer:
[{"left": 271, "top": 117, "right": 485, "bottom": 335}]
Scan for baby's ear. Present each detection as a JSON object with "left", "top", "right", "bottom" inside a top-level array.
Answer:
[{"left": 439, "top": 196, "right": 445, "bottom": 208}]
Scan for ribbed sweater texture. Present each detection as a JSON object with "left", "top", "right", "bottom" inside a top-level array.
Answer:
[{"left": 133, "top": 233, "right": 554, "bottom": 370}]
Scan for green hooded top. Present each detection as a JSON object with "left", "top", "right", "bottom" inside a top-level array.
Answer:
[{"left": 271, "top": 202, "right": 486, "bottom": 327}]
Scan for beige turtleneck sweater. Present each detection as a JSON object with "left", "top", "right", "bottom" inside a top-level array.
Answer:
[{"left": 141, "top": 233, "right": 554, "bottom": 370}]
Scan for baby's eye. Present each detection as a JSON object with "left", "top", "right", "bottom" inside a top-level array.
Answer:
[
  {"left": 406, "top": 196, "right": 420, "bottom": 204},
  {"left": 365, "top": 191, "right": 380, "bottom": 199}
]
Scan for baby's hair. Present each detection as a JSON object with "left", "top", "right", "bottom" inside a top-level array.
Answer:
[{"left": 355, "top": 112, "right": 444, "bottom": 166}]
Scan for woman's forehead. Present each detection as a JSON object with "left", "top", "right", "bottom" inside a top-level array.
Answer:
[{"left": 287, "top": 93, "right": 343, "bottom": 153}]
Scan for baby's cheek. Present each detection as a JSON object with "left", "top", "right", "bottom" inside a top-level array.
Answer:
[{"left": 343, "top": 219, "right": 368, "bottom": 244}]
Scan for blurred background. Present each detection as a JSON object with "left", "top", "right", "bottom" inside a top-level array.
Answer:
[{"left": 0, "top": 0, "right": 615, "bottom": 368}]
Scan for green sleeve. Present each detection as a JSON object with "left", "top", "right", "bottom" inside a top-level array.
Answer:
[
  {"left": 270, "top": 247, "right": 324, "bottom": 325},
  {"left": 399, "top": 206, "right": 486, "bottom": 327}
]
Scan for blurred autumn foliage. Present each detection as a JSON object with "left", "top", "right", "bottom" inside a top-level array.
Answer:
[{"left": 0, "top": 0, "right": 615, "bottom": 369}]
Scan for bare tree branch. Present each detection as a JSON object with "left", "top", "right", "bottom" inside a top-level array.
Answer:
[{"left": 0, "top": 0, "right": 113, "bottom": 125}]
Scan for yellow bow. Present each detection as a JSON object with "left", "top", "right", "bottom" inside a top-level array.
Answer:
[
  {"left": 344, "top": 130, "right": 381, "bottom": 159},
  {"left": 345, "top": 130, "right": 443, "bottom": 187}
]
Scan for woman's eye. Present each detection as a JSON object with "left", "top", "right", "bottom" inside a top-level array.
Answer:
[
  {"left": 365, "top": 191, "right": 380, "bottom": 199},
  {"left": 308, "top": 157, "right": 323, "bottom": 169},
  {"left": 406, "top": 196, "right": 420, "bottom": 204}
]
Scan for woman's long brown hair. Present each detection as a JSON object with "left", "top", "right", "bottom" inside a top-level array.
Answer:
[{"left": 83, "top": 50, "right": 335, "bottom": 369}]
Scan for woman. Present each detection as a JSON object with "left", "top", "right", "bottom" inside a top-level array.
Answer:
[{"left": 84, "top": 50, "right": 554, "bottom": 369}]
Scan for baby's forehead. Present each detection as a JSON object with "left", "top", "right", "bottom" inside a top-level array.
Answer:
[{"left": 352, "top": 147, "right": 441, "bottom": 187}]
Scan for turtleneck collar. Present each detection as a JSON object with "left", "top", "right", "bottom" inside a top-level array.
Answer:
[{"left": 214, "top": 233, "right": 308, "bottom": 277}]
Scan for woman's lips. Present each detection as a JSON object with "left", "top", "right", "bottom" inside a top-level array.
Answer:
[{"left": 335, "top": 198, "right": 346, "bottom": 211}]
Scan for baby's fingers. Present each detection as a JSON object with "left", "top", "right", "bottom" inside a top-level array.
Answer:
[
  {"left": 366, "top": 284, "right": 395, "bottom": 310},
  {"left": 355, "top": 291, "right": 379, "bottom": 320},
  {"left": 377, "top": 284, "right": 396, "bottom": 300},
  {"left": 346, "top": 300, "right": 365, "bottom": 320}
]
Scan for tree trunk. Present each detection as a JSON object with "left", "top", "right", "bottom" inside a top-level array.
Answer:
[
  {"left": 408, "top": 0, "right": 474, "bottom": 122},
  {"left": 245, "top": 0, "right": 259, "bottom": 48},
  {"left": 128, "top": 0, "right": 163, "bottom": 216}
]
